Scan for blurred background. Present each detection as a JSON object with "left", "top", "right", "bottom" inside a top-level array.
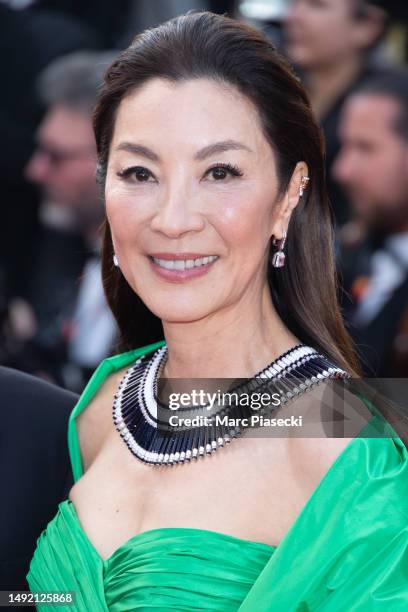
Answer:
[{"left": 1, "top": 0, "right": 407, "bottom": 391}]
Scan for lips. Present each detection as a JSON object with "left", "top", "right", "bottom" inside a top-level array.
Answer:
[
  {"left": 151, "top": 255, "right": 218, "bottom": 271},
  {"left": 148, "top": 252, "right": 219, "bottom": 282}
]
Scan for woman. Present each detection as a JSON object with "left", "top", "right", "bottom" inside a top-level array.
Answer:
[
  {"left": 283, "top": 0, "right": 388, "bottom": 229},
  {"left": 27, "top": 11, "right": 407, "bottom": 611}
]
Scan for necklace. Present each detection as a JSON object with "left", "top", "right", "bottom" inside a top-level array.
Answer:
[{"left": 112, "top": 343, "right": 351, "bottom": 466}]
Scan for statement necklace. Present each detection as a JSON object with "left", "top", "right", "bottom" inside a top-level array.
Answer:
[{"left": 112, "top": 344, "right": 351, "bottom": 466}]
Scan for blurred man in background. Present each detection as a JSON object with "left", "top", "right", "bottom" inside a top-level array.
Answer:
[
  {"left": 0, "top": 1, "right": 99, "bottom": 314},
  {"left": 333, "top": 69, "right": 408, "bottom": 376},
  {"left": 5, "top": 51, "right": 118, "bottom": 391},
  {"left": 284, "top": 0, "right": 389, "bottom": 228}
]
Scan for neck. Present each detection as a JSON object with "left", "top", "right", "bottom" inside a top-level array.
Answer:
[
  {"left": 161, "top": 284, "right": 300, "bottom": 379},
  {"left": 393, "top": 220, "right": 408, "bottom": 234},
  {"left": 307, "top": 55, "right": 364, "bottom": 119},
  {"left": 370, "top": 209, "right": 408, "bottom": 242}
]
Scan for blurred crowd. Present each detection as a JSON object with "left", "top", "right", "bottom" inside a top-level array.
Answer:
[{"left": 1, "top": 0, "right": 407, "bottom": 390}]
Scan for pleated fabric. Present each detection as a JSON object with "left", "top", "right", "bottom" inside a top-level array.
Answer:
[{"left": 27, "top": 500, "right": 275, "bottom": 611}]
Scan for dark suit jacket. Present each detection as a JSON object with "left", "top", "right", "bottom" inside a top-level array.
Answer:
[
  {"left": 0, "top": 367, "right": 78, "bottom": 591},
  {"left": 348, "top": 276, "right": 408, "bottom": 377},
  {"left": 338, "top": 238, "right": 408, "bottom": 376}
]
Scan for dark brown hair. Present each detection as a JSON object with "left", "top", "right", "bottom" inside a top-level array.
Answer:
[{"left": 93, "top": 10, "right": 362, "bottom": 375}]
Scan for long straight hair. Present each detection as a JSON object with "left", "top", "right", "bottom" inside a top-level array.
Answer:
[{"left": 93, "top": 10, "right": 362, "bottom": 376}]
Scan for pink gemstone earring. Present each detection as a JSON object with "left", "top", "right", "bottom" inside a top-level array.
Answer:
[{"left": 271, "top": 229, "right": 287, "bottom": 268}]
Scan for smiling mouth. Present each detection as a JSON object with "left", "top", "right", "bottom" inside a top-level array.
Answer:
[{"left": 149, "top": 255, "right": 219, "bottom": 271}]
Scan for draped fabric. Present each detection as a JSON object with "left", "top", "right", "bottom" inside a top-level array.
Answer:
[
  {"left": 238, "top": 435, "right": 408, "bottom": 611},
  {"left": 28, "top": 500, "right": 275, "bottom": 611},
  {"left": 27, "top": 342, "right": 408, "bottom": 610}
]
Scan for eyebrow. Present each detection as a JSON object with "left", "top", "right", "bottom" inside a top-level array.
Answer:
[{"left": 115, "top": 139, "right": 253, "bottom": 162}]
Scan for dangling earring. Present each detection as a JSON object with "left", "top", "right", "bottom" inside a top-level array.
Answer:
[
  {"left": 113, "top": 254, "right": 119, "bottom": 267},
  {"left": 271, "top": 229, "right": 287, "bottom": 268}
]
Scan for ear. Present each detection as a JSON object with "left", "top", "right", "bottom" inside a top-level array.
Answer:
[
  {"left": 270, "top": 161, "right": 309, "bottom": 240},
  {"left": 352, "top": 6, "right": 387, "bottom": 50}
]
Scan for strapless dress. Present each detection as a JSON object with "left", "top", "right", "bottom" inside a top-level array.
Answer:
[
  {"left": 28, "top": 497, "right": 276, "bottom": 611},
  {"left": 28, "top": 341, "right": 408, "bottom": 611},
  {"left": 27, "top": 341, "right": 277, "bottom": 610}
]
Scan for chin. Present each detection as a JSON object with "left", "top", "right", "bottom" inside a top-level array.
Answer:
[
  {"left": 143, "top": 298, "right": 213, "bottom": 325},
  {"left": 286, "top": 44, "right": 309, "bottom": 66}
]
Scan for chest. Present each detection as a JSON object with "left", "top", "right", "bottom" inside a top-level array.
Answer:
[
  {"left": 69, "top": 414, "right": 314, "bottom": 559},
  {"left": 67, "top": 371, "right": 350, "bottom": 561}
]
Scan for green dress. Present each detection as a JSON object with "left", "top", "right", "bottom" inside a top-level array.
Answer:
[{"left": 27, "top": 341, "right": 408, "bottom": 610}]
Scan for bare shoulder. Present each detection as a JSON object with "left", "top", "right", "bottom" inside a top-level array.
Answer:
[
  {"left": 285, "top": 436, "right": 355, "bottom": 496},
  {"left": 283, "top": 380, "right": 372, "bottom": 487},
  {"left": 76, "top": 365, "right": 129, "bottom": 472}
]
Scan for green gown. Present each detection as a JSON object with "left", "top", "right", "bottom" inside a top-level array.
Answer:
[{"left": 27, "top": 341, "right": 408, "bottom": 610}]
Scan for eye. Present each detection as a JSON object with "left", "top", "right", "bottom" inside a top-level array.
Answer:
[
  {"left": 204, "top": 163, "right": 244, "bottom": 181},
  {"left": 116, "top": 166, "right": 155, "bottom": 182}
]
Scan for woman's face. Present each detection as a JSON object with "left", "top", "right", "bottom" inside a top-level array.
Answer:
[{"left": 105, "top": 77, "right": 287, "bottom": 323}]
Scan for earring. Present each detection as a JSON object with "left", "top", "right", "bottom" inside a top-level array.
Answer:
[
  {"left": 299, "top": 175, "right": 310, "bottom": 197},
  {"left": 113, "top": 254, "right": 119, "bottom": 267},
  {"left": 271, "top": 229, "right": 287, "bottom": 268}
]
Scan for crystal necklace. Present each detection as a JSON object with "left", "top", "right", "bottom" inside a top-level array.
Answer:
[{"left": 112, "top": 343, "right": 351, "bottom": 466}]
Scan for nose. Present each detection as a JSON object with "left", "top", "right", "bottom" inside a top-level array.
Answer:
[
  {"left": 25, "top": 149, "right": 51, "bottom": 185},
  {"left": 150, "top": 190, "right": 205, "bottom": 238}
]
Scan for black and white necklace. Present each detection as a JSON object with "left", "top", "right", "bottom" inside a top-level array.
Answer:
[{"left": 112, "top": 344, "right": 350, "bottom": 466}]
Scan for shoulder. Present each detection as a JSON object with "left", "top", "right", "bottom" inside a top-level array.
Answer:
[
  {"left": 293, "top": 431, "right": 407, "bottom": 491},
  {"left": 74, "top": 342, "right": 164, "bottom": 472},
  {"left": 77, "top": 340, "right": 165, "bottom": 415},
  {"left": 0, "top": 368, "right": 76, "bottom": 507},
  {"left": 281, "top": 370, "right": 381, "bottom": 487},
  {"left": 76, "top": 340, "right": 165, "bottom": 431},
  {"left": 287, "top": 436, "right": 356, "bottom": 492},
  {"left": 0, "top": 366, "right": 78, "bottom": 429},
  {"left": 75, "top": 364, "right": 129, "bottom": 473}
]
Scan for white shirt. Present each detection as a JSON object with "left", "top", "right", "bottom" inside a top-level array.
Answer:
[
  {"left": 68, "top": 257, "right": 117, "bottom": 368},
  {"left": 352, "top": 232, "right": 408, "bottom": 327}
]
